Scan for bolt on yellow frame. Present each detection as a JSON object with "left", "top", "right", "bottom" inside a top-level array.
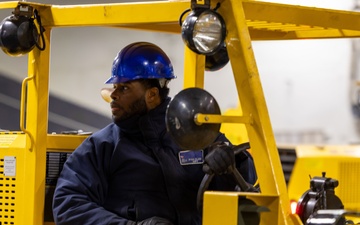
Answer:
[{"left": 1, "top": 0, "right": 360, "bottom": 225}]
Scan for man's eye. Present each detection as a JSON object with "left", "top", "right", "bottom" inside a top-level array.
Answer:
[
  {"left": 113, "top": 85, "right": 129, "bottom": 92},
  {"left": 121, "top": 86, "right": 129, "bottom": 91}
]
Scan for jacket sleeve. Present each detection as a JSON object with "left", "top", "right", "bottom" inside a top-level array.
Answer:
[{"left": 52, "top": 136, "right": 128, "bottom": 225}]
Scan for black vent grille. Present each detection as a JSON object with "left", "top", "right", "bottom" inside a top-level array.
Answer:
[
  {"left": 278, "top": 147, "right": 297, "bottom": 184},
  {"left": 45, "top": 151, "right": 72, "bottom": 222}
]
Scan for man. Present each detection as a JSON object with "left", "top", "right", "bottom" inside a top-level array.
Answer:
[{"left": 52, "top": 42, "right": 257, "bottom": 225}]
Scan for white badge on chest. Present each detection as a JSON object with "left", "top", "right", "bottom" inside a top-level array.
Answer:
[{"left": 178, "top": 150, "right": 204, "bottom": 165}]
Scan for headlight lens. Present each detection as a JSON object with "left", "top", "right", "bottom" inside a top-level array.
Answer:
[
  {"left": 182, "top": 9, "right": 226, "bottom": 55},
  {"left": 193, "top": 11, "right": 224, "bottom": 54}
]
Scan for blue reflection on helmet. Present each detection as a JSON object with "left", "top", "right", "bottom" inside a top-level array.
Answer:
[{"left": 105, "top": 42, "right": 176, "bottom": 84}]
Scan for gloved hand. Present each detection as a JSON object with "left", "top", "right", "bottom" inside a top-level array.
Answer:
[
  {"left": 127, "top": 216, "right": 174, "bottom": 225},
  {"left": 203, "top": 142, "right": 235, "bottom": 175}
]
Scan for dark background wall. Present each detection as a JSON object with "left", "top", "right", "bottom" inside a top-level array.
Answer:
[{"left": 0, "top": 74, "right": 111, "bottom": 133}]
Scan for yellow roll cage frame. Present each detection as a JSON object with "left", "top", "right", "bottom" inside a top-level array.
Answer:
[{"left": 1, "top": 0, "right": 360, "bottom": 224}]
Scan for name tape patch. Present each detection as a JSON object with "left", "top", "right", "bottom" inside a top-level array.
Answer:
[{"left": 179, "top": 150, "right": 204, "bottom": 165}]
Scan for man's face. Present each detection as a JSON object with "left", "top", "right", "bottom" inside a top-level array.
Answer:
[{"left": 110, "top": 80, "right": 148, "bottom": 123}]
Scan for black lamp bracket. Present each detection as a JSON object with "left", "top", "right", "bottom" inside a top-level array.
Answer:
[
  {"left": 191, "top": 0, "right": 211, "bottom": 10},
  {"left": 13, "top": 3, "right": 46, "bottom": 51},
  {"left": 13, "top": 4, "right": 33, "bottom": 18}
]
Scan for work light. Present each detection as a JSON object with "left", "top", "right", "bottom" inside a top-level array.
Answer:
[
  {"left": 181, "top": 8, "right": 226, "bottom": 56},
  {"left": 0, "top": 4, "right": 45, "bottom": 57}
]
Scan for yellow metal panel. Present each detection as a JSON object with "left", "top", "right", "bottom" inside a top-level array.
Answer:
[
  {"left": 203, "top": 192, "right": 296, "bottom": 225},
  {"left": 0, "top": 132, "right": 25, "bottom": 148},
  {"left": 0, "top": 133, "right": 26, "bottom": 225},
  {"left": 203, "top": 192, "right": 239, "bottom": 225}
]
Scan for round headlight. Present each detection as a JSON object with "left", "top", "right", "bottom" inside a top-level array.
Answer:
[
  {"left": 0, "top": 14, "right": 38, "bottom": 57},
  {"left": 181, "top": 9, "right": 226, "bottom": 55}
]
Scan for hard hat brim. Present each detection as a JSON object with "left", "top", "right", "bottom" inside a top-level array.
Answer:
[{"left": 104, "top": 76, "right": 130, "bottom": 84}]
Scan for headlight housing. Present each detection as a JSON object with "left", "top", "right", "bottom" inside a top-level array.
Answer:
[
  {"left": 181, "top": 9, "right": 226, "bottom": 56},
  {"left": 0, "top": 4, "right": 45, "bottom": 57}
]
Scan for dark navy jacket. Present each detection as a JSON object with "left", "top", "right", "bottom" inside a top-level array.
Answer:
[{"left": 52, "top": 98, "right": 257, "bottom": 225}]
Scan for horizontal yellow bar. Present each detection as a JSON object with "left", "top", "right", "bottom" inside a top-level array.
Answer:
[
  {"left": 47, "top": 134, "right": 88, "bottom": 150},
  {"left": 41, "top": 1, "right": 189, "bottom": 27},
  {"left": 242, "top": 0, "right": 360, "bottom": 31},
  {"left": 195, "top": 114, "right": 252, "bottom": 124},
  {"left": 2, "top": 1, "right": 360, "bottom": 39}
]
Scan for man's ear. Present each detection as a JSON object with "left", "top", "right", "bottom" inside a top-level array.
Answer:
[
  {"left": 147, "top": 87, "right": 158, "bottom": 98},
  {"left": 145, "top": 87, "right": 161, "bottom": 110}
]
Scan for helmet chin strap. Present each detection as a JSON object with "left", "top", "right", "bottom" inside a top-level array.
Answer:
[
  {"left": 100, "top": 88, "right": 113, "bottom": 103},
  {"left": 158, "top": 78, "right": 170, "bottom": 88}
]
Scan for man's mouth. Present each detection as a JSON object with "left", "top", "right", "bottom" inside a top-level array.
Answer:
[
  {"left": 111, "top": 103, "right": 121, "bottom": 112},
  {"left": 111, "top": 107, "right": 120, "bottom": 113}
]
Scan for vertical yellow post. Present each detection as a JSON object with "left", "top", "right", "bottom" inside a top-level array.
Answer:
[
  {"left": 218, "top": 0, "right": 292, "bottom": 224},
  {"left": 183, "top": 45, "right": 205, "bottom": 88},
  {"left": 21, "top": 27, "right": 51, "bottom": 225}
]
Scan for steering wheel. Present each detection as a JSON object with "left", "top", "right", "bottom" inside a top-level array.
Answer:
[{"left": 196, "top": 142, "right": 259, "bottom": 212}]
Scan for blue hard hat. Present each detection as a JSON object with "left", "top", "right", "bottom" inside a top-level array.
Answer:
[{"left": 105, "top": 42, "right": 176, "bottom": 84}]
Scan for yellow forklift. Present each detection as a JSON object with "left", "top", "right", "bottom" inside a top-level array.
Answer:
[{"left": 1, "top": 0, "right": 360, "bottom": 225}]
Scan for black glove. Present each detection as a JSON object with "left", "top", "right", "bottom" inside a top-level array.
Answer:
[
  {"left": 127, "top": 217, "right": 174, "bottom": 225},
  {"left": 203, "top": 142, "right": 235, "bottom": 175}
]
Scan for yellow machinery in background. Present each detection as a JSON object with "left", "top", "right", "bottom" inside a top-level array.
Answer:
[
  {"left": 287, "top": 145, "right": 360, "bottom": 213},
  {"left": 1, "top": 0, "right": 360, "bottom": 225}
]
